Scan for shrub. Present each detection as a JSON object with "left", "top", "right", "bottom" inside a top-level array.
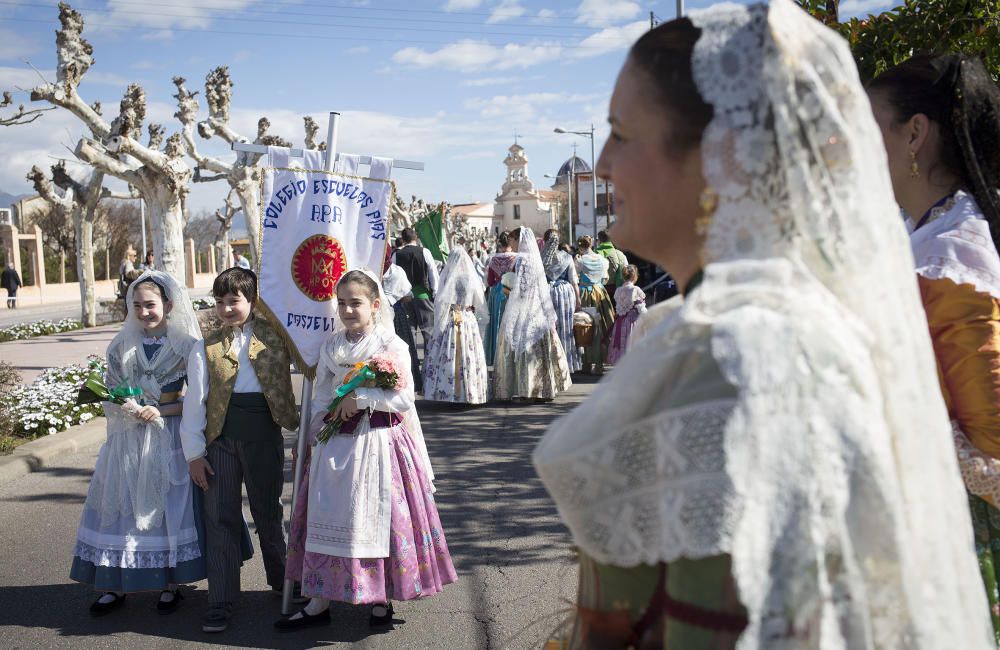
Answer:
[
  {"left": 7, "top": 357, "right": 105, "bottom": 440},
  {"left": 0, "top": 318, "right": 83, "bottom": 343}
]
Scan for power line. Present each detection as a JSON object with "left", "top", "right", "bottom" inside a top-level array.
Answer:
[
  {"left": 2, "top": 2, "right": 601, "bottom": 38},
  {"left": 8, "top": 0, "right": 591, "bottom": 27},
  {"left": 6, "top": 15, "right": 627, "bottom": 49}
]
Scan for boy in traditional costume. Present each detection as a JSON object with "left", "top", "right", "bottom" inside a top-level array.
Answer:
[{"left": 180, "top": 267, "right": 299, "bottom": 633}]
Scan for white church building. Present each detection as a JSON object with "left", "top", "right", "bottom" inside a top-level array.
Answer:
[{"left": 492, "top": 142, "right": 560, "bottom": 234}]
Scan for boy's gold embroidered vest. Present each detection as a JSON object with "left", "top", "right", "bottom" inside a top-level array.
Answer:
[{"left": 203, "top": 315, "right": 298, "bottom": 447}]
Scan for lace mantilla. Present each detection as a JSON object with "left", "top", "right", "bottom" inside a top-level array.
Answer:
[{"left": 536, "top": 0, "right": 992, "bottom": 647}]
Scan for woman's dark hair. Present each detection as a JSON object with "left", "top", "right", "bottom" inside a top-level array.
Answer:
[
  {"left": 497, "top": 231, "right": 511, "bottom": 250},
  {"left": 338, "top": 270, "right": 379, "bottom": 302},
  {"left": 132, "top": 278, "right": 169, "bottom": 302},
  {"left": 543, "top": 228, "right": 558, "bottom": 242},
  {"left": 629, "top": 18, "right": 714, "bottom": 154},
  {"left": 213, "top": 267, "right": 257, "bottom": 303},
  {"left": 869, "top": 54, "right": 1000, "bottom": 246}
]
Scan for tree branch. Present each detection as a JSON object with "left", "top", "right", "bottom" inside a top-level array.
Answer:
[{"left": 75, "top": 138, "right": 141, "bottom": 185}]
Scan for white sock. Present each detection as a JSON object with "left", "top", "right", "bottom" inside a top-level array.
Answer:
[
  {"left": 97, "top": 592, "right": 123, "bottom": 605},
  {"left": 288, "top": 597, "right": 329, "bottom": 619}
]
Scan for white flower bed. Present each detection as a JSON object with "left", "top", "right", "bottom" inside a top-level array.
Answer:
[
  {"left": 0, "top": 318, "right": 82, "bottom": 343},
  {"left": 8, "top": 359, "right": 104, "bottom": 438},
  {"left": 192, "top": 297, "right": 214, "bottom": 310}
]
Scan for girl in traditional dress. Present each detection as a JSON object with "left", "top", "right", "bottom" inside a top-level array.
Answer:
[
  {"left": 534, "top": 2, "right": 992, "bottom": 647},
  {"left": 541, "top": 229, "right": 582, "bottom": 373},
  {"left": 71, "top": 271, "right": 205, "bottom": 616},
  {"left": 492, "top": 227, "right": 572, "bottom": 401},
  {"left": 278, "top": 269, "right": 457, "bottom": 631},
  {"left": 423, "top": 247, "right": 489, "bottom": 404},
  {"left": 606, "top": 265, "right": 646, "bottom": 365},
  {"left": 484, "top": 232, "right": 518, "bottom": 366},
  {"left": 869, "top": 54, "right": 1000, "bottom": 645},
  {"left": 575, "top": 235, "right": 615, "bottom": 375}
]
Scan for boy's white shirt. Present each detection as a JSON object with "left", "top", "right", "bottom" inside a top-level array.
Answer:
[{"left": 179, "top": 320, "right": 263, "bottom": 462}]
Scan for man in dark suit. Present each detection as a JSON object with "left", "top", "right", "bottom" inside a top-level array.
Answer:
[
  {"left": 391, "top": 228, "right": 440, "bottom": 392},
  {"left": 2, "top": 262, "right": 22, "bottom": 309}
]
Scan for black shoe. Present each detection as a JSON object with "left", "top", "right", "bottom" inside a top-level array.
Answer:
[
  {"left": 274, "top": 607, "right": 331, "bottom": 632},
  {"left": 156, "top": 589, "right": 182, "bottom": 614},
  {"left": 202, "top": 603, "right": 232, "bottom": 633},
  {"left": 369, "top": 602, "right": 394, "bottom": 627},
  {"left": 271, "top": 584, "right": 309, "bottom": 604},
  {"left": 89, "top": 592, "right": 126, "bottom": 617}
]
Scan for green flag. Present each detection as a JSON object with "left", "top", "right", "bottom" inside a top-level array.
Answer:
[{"left": 413, "top": 209, "right": 448, "bottom": 263}]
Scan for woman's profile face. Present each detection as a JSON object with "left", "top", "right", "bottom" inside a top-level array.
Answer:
[
  {"left": 869, "top": 91, "right": 910, "bottom": 206},
  {"left": 597, "top": 59, "right": 705, "bottom": 270}
]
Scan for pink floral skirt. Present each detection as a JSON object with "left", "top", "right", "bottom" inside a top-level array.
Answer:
[{"left": 285, "top": 424, "right": 458, "bottom": 604}]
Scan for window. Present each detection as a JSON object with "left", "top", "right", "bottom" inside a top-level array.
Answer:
[{"left": 513, "top": 204, "right": 521, "bottom": 220}]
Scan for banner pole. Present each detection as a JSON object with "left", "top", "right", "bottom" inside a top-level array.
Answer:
[{"left": 282, "top": 112, "right": 341, "bottom": 615}]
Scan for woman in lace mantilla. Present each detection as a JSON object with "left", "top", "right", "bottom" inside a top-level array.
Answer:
[
  {"left": 70, "top": 271, "right": 206, "bottom": 615},
  {"left": 542, "top": 229, "right": 583, "bottom": 373},
  {"left": 533, "top": 1, "right": 992, "bottom": 648},
  {"left": 422, "top": 247, "right": 489, "bottom": 404},
  {"left": 870, "top": 54, "right": 1000, "bottom": 644},
  {"left": 492, "top": 227, "right": 572, "bottom": 401}
]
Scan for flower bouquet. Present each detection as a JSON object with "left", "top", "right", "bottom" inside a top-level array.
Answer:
[
  {"left": 77, "top": 360, "right": 162, "bottom": 426},
  {"left": 315, "top": 354, "right": 405, "bottom": 444}
]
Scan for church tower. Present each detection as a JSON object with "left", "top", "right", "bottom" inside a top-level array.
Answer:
[{"left": 493, "top": 140, "right": 558, "bottom": 234}]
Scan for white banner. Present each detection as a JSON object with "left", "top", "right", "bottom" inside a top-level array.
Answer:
[{"left": 257, "top": 148, "right": 394, "bottom": 376}]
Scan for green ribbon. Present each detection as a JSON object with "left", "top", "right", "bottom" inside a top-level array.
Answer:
[
  {"left": 316, "top": 366, "right": 375, "bottom": 444},
  {"left": 82, "top": 371, "right": 141, "bottom": 404}
]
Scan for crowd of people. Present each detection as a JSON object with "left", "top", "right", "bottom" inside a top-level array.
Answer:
[{"left": 58, "top": 0, "right": 1000, "bottom": 646}]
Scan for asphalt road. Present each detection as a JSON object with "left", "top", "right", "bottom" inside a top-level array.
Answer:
[{"left": 0, "top": 377, "right": 593, "bottom": 649}]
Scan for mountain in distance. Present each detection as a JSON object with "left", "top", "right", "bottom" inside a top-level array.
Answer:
[{"left": 0, "top": 189, "right": 31, "bottom": 208}]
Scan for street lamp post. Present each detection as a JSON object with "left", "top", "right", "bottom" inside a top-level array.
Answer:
[
  {"left": 554, "top": 126, "right": 599, "bottom": 238},
  {"left": 545, "top": 165, "right": 574, "bottom": 244}
]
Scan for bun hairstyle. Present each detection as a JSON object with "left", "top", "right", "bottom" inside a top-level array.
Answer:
[
  {"left": 628, "top": 18, "right": 714, "bottom": 155},
  {"left": 577, "top": 235, "right": 594, "bottom": 250},
  {"left": 623, "top": 264, "right": 639, "bottom": 282},
  {"left": 337, "top": 270, "right": 380, "bottom": 302},
  {"left": 869, "top": 54, "right": 1000, "bottom": 247},
  {"left": 497, "top": 231, "right": 511, "bottom": 250}
]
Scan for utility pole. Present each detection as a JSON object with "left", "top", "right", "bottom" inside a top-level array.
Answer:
[{"left": 650, "top": 11, "right": 655, "bottom": 29}]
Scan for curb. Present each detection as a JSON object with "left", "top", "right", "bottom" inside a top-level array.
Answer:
[{"left": 0, "top": 418, "right": 106, "bottom": 485}]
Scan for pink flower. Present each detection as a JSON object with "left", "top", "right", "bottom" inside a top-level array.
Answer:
[{"left": 368, "top": 354, "right": 406, "bottom": 390}]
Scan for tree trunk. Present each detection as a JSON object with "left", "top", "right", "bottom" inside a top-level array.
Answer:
[
  {"left": 145, "top": 188, "right": 186, "bottom": 281},
  {"left": 59, "top": 248, "right": 66, "bottom": 284},
  {"left": 74, "top": 213, "right": 97, "bottom": 327},
  {"left": 105, "top": 248, "right": 110, "bottom": 280}
]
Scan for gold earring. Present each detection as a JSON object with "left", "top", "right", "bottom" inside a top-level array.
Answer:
[
  {"left": 910, "top": 150, "right": 920, "bottom": 178},
  {"left": 695, "top": 187, "right": 718, "bottom": 236}
]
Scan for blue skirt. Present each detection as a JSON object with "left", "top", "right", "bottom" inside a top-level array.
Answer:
[{"left": 484, "top": 284, "right": 508, "bottom": 367}]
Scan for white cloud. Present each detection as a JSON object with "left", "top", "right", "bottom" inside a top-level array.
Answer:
[
  {"left": 130, "top": 60, "right": 158, "bottom": 70},
  {"left": 465, "top": 91, "right": 600, "bottom": 122},
  {"left": 104, "top": 0, "right": 259, "bottom": 30},
  {"left": 575, "top": 0, "right": 640, "bottom": 28},
  {"left": 487, "top": 0, "right": 527, "bottom": 24},
  {"left": 443, "top": 0, "right": 482, "bottom": 10},
  {"left": 575, "top": 20, "right": 647, "bottom": 57},
  {"left": 461, "top": 76, "right": 520, "bottom": 87},
  {"left": 536, "top": 8, "right": 557, "bottom": 19},
  {"left": 0, "top": 66, "right": 127, "bottom": 91},
  {"left": 142, "top": 30, "right": 175, "bottom": 41},
  {"left": 347, "top": 46, "right": 370, "bottom": 55},
  {"left": 392, "top": 40, "right": 562, "bottom": 72},
  {"left": 0, "top": 28, "right": 42, "bottom": 61},
  {"left": 840, "top": 0, "right": 893, "bottom": 15}
]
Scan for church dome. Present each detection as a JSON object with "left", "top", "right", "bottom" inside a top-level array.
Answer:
[{"left": 553, "top": 156, "right": 591, "bottom": 186}]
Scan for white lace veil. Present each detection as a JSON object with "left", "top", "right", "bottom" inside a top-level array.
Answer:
[
  {"left": 433, "top": 247, "right": 486, "bottom": 337},
  {"left": 534, "top": 1, "right": 991, "bottom": 647},
  {"left": 94, "top": 270, "right": 202, "bottom": 532},
  {"left": 502, "top": 227, "right": 557, "bottom": 353}
]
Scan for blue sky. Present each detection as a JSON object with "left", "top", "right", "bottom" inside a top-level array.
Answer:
[{"left": 0, "top": 0, "right": 894, "bottom": 216}]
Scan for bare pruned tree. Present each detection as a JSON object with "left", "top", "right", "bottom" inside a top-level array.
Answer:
[
  {"left": 174, "top": 67, "right": 290, "bottom": 264},
  {"left": 0, "top": 91, "right": 56, "bottom": 127},
  {"left": 30, "top": 2, "right": 191, "bottom": 280}
]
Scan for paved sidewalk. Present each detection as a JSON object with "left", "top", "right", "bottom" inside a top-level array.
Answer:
[
  {"left": 0, "top": 325, "right": 121, "bottom": 382},
  {"left": 0, "top": 376, "right": 593, "bottom": 649}
]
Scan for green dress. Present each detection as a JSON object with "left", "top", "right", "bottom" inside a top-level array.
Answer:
[{"left": 970, "top": 495, "right": 1000, "bottom": 645}]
